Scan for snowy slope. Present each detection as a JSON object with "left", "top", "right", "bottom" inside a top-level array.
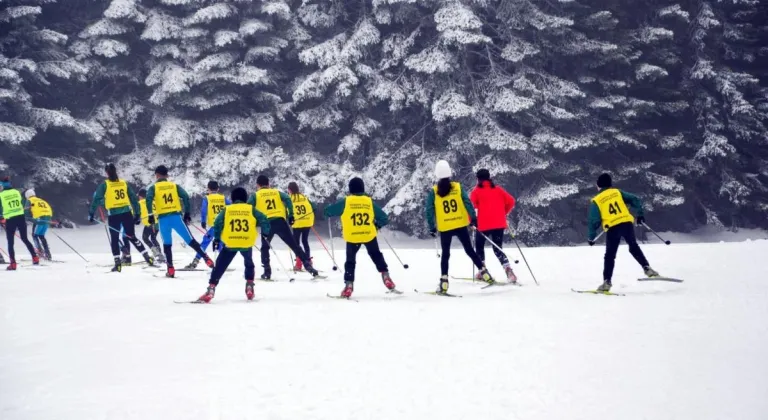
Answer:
[{"left": 1, "top": 232, "right": 767, "bottom": 420}]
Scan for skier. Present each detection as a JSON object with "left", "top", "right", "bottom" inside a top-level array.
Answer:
[
  {"left": 0, "top": 177, "right": 38, "bottom": 270},
  {"left": 89, "top": 163, "right": 155, "bottom": 272},
  {"left": 287, "top": 181, "right": 317, "bottom": 271},
  {"left": 246, "top": 175, "right": 319, "bottom": 279},
  {"left": 587, "top": 173, "right": 660, "bottom": 292},
  {"left": 24, "top": 189, "right": 53, "bottom": 261},
  {"left": 196, "top": 187, "right": 270, "bottom": 303},
  {"left": 323, "top": 177, "right": 397, "bottom": 298},
  {"left": 470, "top": 169, "right": 518, "bottom": 283},
  {"left": 145, "top": 165, "right": 214, "bottom": 278},
  {"left": 137, "top": 188, "right": 165, "bottom": 263},
  {"left": 186, "top": 181, "right": 230, "bottom": 269},
  {"left": 425, "top": 160, "right": 494, "bottom": 294}
]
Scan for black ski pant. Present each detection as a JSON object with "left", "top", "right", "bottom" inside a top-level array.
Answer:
[
  {"left": 474, "top": 228, "right": 509, "bottom": 266},
  {"left": 142, "top": 226, "right": 160, "bottom": 249},
  {"left": 344, "top": 238, "right": 388, "bottom": 282},
  {"left": 292, "top": 227, "right": 311, "bottom": 260},
  {"left": 4, "top": 215, "right": 36, "bottom": 262},
  {"left": 604, "top": 222, "right": 650, "bottom": 282},
  {"left": 108, "top": 212, "right": 146, "bottom": 259},
  {"left": 440, "top": 226, "right": 485, "bottom": 276},
  {"left": 261, "top": 218, "right": 310, "bottom": 271},
  {"left": 209, "top": 248, "right": 255, "bottom": 286}
]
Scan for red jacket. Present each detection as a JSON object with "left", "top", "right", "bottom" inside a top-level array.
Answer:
[{"left": 470, "top": 181, "right": 515, "bottom": 231}]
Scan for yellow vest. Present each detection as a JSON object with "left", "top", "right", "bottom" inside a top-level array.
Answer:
[
  {"left": 153, "top": 180, "right": 182, "bottom": 215},
  {"left": 139, "top": 199, "right": 156, "bottom": 226},
  {"left": 255, "top": 188, "right": 286, "bottom": 219},
  {"left": 433, "top": 182, "right": 469, "bottom": 232},
  {"left": 29, "top": 197, "right": 53, "bottom": 218},
  {"left": 206, "top": 193, "right": 226, "bottom": 226},
  {"left": 592, "top": 188, "right": 634, "bottom": 229},
  {"left": 291, "top": 193, "right": 314, "bottom": 228},
  {"left": 341, "top": 195, "right": 376, "bottom": 243},
  {"left": 221, "top": 203, "right": 258, "bottom": 248},
  {"left": 105, "top": 179, "right": 130, "bottom": 210},
  {"left": 0, "top": 189, "right": 24, "bottom": 219}
]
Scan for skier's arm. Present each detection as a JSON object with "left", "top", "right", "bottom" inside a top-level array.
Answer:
[
  {"left": 89, "top": 182, "right": 106, "bottom": 217},
  {"left": 587, "top": 202, "right": 602, "bottom": 241},
  {"left": 323, "top": 198, "right": 346, "bottom": 218},
  {"left": 425, "top": 189, "right": 436, "bottom": 231},
  {"left": 309, "top": 199, "right": 319, "bottom": 218},
  {"left": 127, "top": 185, "right": 140, "bottom": 216},
  {"left": 502, "top": 187, "right": 516, "bottom": 214},
  {"left": 373, "top": 203, "right": 389, "bottom": 228},
  {"left": 177, "top": 185, "right": 191, "bottom": 214},
  {"left": 200, "top": 196, "right": 208, "bottom": 225},
  {"left": 24, "top": 199, "right": 32, "bottom": 218},
  {"left": 246, "top": 193, "right": 256, "bottom": 206},
  {"left": 225, "top": 197, "right": 232, "bottom": 205},
  {"left": 145, "top": 185, "right": 155, "bottom": 215},
  {"left": 212, "top": 210, "right": 225, "bottom": 241},
  {"left": 469, "top": 187, "right": 479, "bottom": 209},
  {"left": 620, "top": 190, "right": 645, "bottom": 218},
  {"left": 461, "top": 188, "right": 477, "bottom": 220},
  {"left": 253, "top": 208, "right": 271, "bottom": 236},
  {"left": 279, "top": 191, "right": 294, "bottom": 219}
]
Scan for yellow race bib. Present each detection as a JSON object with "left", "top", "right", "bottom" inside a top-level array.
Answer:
[
  {"left": 291, "top": 193, "right": 314, "bottom": 228},
  {"left": 255, "top": 188, "right": 286, "bottom": 219},
  {"left": 341, "top": 195, "right": 376, "bottom": 243},
  {"left": 206, "top": 193, "right": 226, "bottom": 226},
  {"left": 153, "top": 180, "right": 182, "bottom": 215},
  {"left": 0, "top": 189, "right": 24, "bottom": 219},
  {"left": 29, "top": 197, "right": 53, "bottom": 218},
  {"left": 105, "top": 179, "right": 130, "bottom": 210},
  {"left": 593, "top": 188, "right": 634, "bottom": 229},
  {"left": 139, "top": 199, "right": 156, "bottom": 226},
  {"left": 221, "top": 203, "right": 258, "bottom": 248},
  {"left": 434, "top": 182, "right": 469, "bottom": 232}
]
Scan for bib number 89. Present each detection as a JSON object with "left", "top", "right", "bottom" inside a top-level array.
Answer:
[{"left": 442, "top": 199, "right": 458, "bottom": 214}]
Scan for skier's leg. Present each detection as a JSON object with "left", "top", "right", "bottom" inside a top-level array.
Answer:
[
  {"left": 142, "top": 226, "right": 152, "bottom": 249},
  {"left": 301, "top": 228, "right": 311, "bottom": 259},
  {"left": 242, "top": 249, "right": 255, "bottom": 281},
  {"left": 490, "top": 229, "right": 509, "bottom": 266},
  {"left": 474, "top": 229, "right": 486, "bottom": 263},
  {"left": 6, "top": 219, "right": 16, "bottom": 261},
  {"left": 457, "top": 227, "right": 485, "bottom": 270},
  {"left": 364, "top": 237, "right": 388, "bottom": 273},
  {"left": 603, "top": 227, "right": 621, "bottom": 282},
  {"left": 344, "top": 242, "right": 362, "bottom": 283},
  {"left": 122, "top": 214, "right": 147, "bottom": 253},
  {"left": 439, "top": 230, "right": 452, "bottom": 276},
  {"left": 15, "top": 218, "right": 37, "bottom": 258},
  {"left": 107, "top": 215, "right": 121, "bottom": 259},
  {"left": 198, "top": 228, "right": 213, "bottom": 258},
  {"left": 622, "top": 222, "right": 650, "bottom": 268},
  {"left": 260, "top": 228, "right": 272, "bottom": 273},
  {"left": 276, "top": 220, "right": 309, "bottom": 263},
  {"left": 209, "top": 248, "right": 237, "bottom": 286},
  {"left": 158, "top": 217, "right": 174, "bottom": 267},
  {"left": 171, "top": 215, "right": 208, "bottom": 259}
]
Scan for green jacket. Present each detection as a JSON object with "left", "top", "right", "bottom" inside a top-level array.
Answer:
[
  {"left": 424, "top": 185, "right": 476, "bottom": 232},
  {"left": 323, "top": 193, "right": 389, "bottom": 227},
  {"left": 246, "top": 190, "right": 294, "bottom": 220},
  {"left": 89, "top": 180, "right": 140, "bottom": 218},
  {"left": 145, "top": 178, "right": 191, "bottom": 219},
  {"left": 587, "top": 189, "right": 644, "bottom": 240},
  {"left": 212, "top": 201, "right": 271, "bottom": 251}
]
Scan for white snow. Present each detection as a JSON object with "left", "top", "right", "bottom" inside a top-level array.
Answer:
[{"left": 1, "top": 227, "right": 767, "bottom": 420}]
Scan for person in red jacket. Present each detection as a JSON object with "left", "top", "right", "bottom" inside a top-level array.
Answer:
[{"left": 470, "top": 169, "right": 517, "bottom": 283}]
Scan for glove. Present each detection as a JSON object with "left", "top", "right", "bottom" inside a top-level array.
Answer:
[
  {"left": 288, "top": 215, "right": 295, "bottom": 226},
  {"left": 212, "top": 239, "right": 221, "bottom": 251},
  {"left": 588, "top": 240, "right": 595, "bottom": 246},
  {"left": 88, "top": 214, "right": 95, "bottom": 223},
  {"left": 0, "top": 218, "right": 5, "bottom": 226},
  {"left": 134, "top": 214, "right": 141, "bottom": 225},
  {"left": 183, "top": 212, "right": 191, "bottom": 224},
  {"left": 201, "top": 222, "right": 207, "bottom": 230},
  {"left": 429, "top": 227, "right": 437, "bottom": 238},
  {"left": 636, "top": 216, "right": 645, "bottom": 226},
  {"left": 147, "top": 215, "right": 155, "bottom": 225}
]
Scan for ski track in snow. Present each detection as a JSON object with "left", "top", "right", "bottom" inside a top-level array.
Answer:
[{"left": 1, "top": 236, "right": 767, "bottom": 420}]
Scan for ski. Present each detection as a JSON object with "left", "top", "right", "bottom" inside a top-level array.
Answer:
[
  {"left": 637, "top": 277, "right": 684, "bottom": 283},
  {"left": 257, "top": 278, "right": 277, "bottom": 282},
  {"left": 387, "top": 288, "right": 404, "bottom": 295},
  {"left": 414, "top": 289, "right": 462, "bottom": 298},
  {"left": 481, "top": 281, "right": 520, "bottom": 289},
  {"left": 450, "top": 276, "right": 477, "bottom": 281},
  {"left": 174, "top": 300, "right": 206, "bottom": 304},
  {"left": 326, "top": 293, "right": 358, "bottom": 302},
  {"left": 571, "top": 288, "right": 625, "bottom": 296}
]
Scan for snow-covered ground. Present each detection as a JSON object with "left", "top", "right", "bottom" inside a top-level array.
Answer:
[{"left": 1, "top": 227, "right": 767, "bottom": 420}]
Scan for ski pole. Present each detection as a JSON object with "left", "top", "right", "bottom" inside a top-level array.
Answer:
[
  {"left": 266, "top": 239, "right": 294, "bottom": 281},
  {"left": 641, "top": 223, "right": 671, "bottom": 245},
  {"left": 50, "top": 230, "right": 89, "bottom": 262},
  {"left": 0, "top": 245, "right": 8, "bottom": 258},
  {"left": 475, "top": 229, "right": 519, "bottom": 264},
  {"left": 98, "top": 207, "right": 110, "bottom": 246},
  {"left": 433, "top": 236, "right": 441, "bottom": 258},
  {"left": 311, "top": 226, "right": 339, "bottom": 270},
  {"left": 379, "top": 234, "right": 409, "bottom": 269},
  {"left": 509, "top": 232, "right": 539, "bottom": 286},
  {"left": 327, "top": 219, "right": 338, "bottom": 271}
]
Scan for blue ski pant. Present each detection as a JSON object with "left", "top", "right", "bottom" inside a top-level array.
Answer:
[{"left": 158, "top": 214, "right": 194, "bottom": 245}]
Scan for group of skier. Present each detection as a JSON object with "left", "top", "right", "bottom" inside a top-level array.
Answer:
[{"left": 1, "top": 159, "right": 661, "bottom": 299}]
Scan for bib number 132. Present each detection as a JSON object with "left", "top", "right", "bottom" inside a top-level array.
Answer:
[{"left": 350, "top": 213, "right": 370, "bottom": 226}]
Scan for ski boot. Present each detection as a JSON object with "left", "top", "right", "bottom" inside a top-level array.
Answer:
[
  {"left": 261, "top": 267, "right": 272, "bottom": 280},
  {"left": 596, "top": 280, "right": 612, "bottom": 292},
  {"left": 185, "top": 257, "right": 200, "bottom": 270},
  {"left": 0, "top": 254, "right": 5, "bottom": 264},
  {"left": 437, "top": 275, "right": 449, "bottom": 294},
  {"left": 340, "top": 281, "right": 354, "bottom": 298},
  {"left": 479, "top": 268, "right": 494, "bottom": 285},
  {"left": 293, "top": 257, "right": 303, "bottom": 272},
  {"left": 142, "top": 252, "right": 155, "bottom": 266},
  {"left": 304, "top": 262, "right": 321, "bottom": 278},
  {"left": 381, "top": 271, "right": 397, "bottom": 291},
  {"left": 121, "top": 254, "right": 132, "bottom": 267},
  {"left": 6, "top": 260, "right": 17, "bottom": 271},
  {"left": 165, "top": 266, "right": 176, "bottom": 278},
  {"left": 245, "top": 280, "right": 255, "bottom": 300},
  {"left": 504, "top": 263, "right": 518, "bottom": 284},
  {"left": 32, "top": 256, "right": 40, "bottom": 266},
  {"left": 643, "top": 266, "right": 660, "bottom": 278},
  {"left": 197, "top": 284, "right": 216, "bottom": 303},
  {"left": 110, "top": 257, "right": 122, "bottom": 273},
  {"left": 203, "top": 255, "right": 214, "bottom": 269},
  {"left": 152, "top": 247, "right": 166, "bottom": 264}
]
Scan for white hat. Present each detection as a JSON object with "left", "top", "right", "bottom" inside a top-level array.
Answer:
[
  {"left": 25, "top": 189, "right": 36, "bottom": 199},
  {"left": 435, "top": 160, "right": 452, "bottom": 179}
]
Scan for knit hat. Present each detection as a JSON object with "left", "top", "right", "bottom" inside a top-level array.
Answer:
[
  {"left": 288, "top": 182, "right": 299, "bottom": 194},
  {"left": 231, "top": 187, "right": 248, "bottom": 203},
  {"left": 207, "top": 180, "right": 219, "bottom": 191},
  {"left": 435, "top": 160, "right": 452, "bottom": 180},
  {"left": 25, "top": 189, "right": 36, "bottom": 199},
  {"left": 256, "top": 175, "right": 269, "bottom": 187},
  {"left": 349, "top": 177, "right": 365, "bottom": 194},
  {"left": 138, "top": 188, "right": 147, "bottom": 197},
  {"left": 155, "top": 165, "right": 169, "bottom": 176},
  {"left": 476, "top": 169, "right": 491, "bottom": 182},
  {"left": 1, "top": 176, "right": 11, "bottom": 189},
  {"left": 597, "top": 173, "right": 612, "bottom": 189}
]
